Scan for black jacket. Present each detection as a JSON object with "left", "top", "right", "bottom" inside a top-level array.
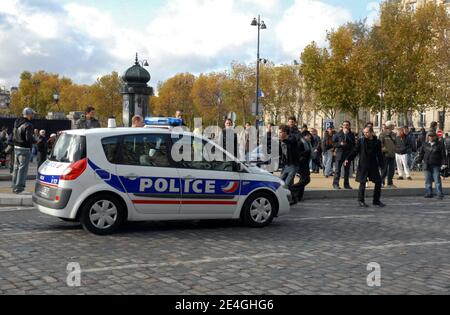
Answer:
[
  {"left": 280, "top": 135, "right": 300, "bottom": 166},
  {"left": 417, "top": 142, "right": 447, "bottom": 170},
  {"left": 333, "top": 131, "right": 356, "bottom": 161},
  {"left": 221, "top": 128, "right": 238, "bottom": 158},
  {"left": 395, "top": 136, "right": 413, "bottom": 155},
  {"left": 322, "top": 133, "right": 334, "bottom": 152},
  {"left": 76, "top": 117, "right": 101, "bottom": 129},
  {"left": 346, "top": 136, "right": 384, "bottom": 183},
  {"left": 37, "top": 136, "right": 48, "bottom": 155},
  {"left": 13, "top": 117, "right": 35, "bottom": 149}
]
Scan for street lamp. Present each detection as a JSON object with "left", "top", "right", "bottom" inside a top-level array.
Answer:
[
  {"left": 378, "top": 58, "right": 388, "bottom": 129},
  {"left": 135, "top": 52, "right": 149, "bottom": 67},
  {"left": 53, "top": 90, "right": 60, "bottom": 112},
  {"left": 251, "top": 15, "right": 267, "bottom": 129}
]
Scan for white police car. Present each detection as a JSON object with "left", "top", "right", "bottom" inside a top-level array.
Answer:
[{"left": 33, "top": 119, "right": 291, "bottom": 235}]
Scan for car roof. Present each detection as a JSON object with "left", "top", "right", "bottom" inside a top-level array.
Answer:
[{"left": 63, "top": 128, "right": 191, "bottom": 137}]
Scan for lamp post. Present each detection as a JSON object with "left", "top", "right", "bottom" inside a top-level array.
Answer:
[
  {"left": 53, "top": 90, "right": 60, "bottom": 112},
  {"left": 378, "top": 59, "right": 388, "bottom": 130},
  {"left": 251, "top": 15, "right": 267, "bottom": 129}
]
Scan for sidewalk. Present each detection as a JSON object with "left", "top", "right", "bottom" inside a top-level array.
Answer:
[
  {"left": 0, "top": 163, "right": 37, "bottom": 181},
  {"left": 0, "top": 172, "right": 449, "bottom": 207}
]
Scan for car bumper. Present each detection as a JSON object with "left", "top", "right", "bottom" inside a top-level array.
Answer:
[{"left": 33, "top": 182, "right": 72, "bottom": 210}]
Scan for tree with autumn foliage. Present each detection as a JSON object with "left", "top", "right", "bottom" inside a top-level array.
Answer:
[{"left": 152, "top": 73, "right": 196, "bottom": 127}]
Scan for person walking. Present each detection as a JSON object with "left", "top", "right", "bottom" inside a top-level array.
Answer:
[
  {"left": 278, "top": 125, "right": 300, "bottom": 205},
  {"left": 36, "top": 130, "right": 48, "bottom": 169},
  {"left": 322, "top": 127, "right": 335, "bottom": 178},
  {"left": 395, "top": 127, "right": 413, "bottom": 181},
  {"left": 380, "top": 121, "right": 397, "bottom": 188},
  {"left": 310, "top": 128, "right": 321, "bottom": 174},
  {"left": 12, "top": 108, "right": 36, "bottom": 194},
  {"left": 76, "top": 106, "right": 101, "bottom": 129},
  {"left": 417, "top": 132, "right": 447, "bottom": 200},
  {"left": 221, "top": 119, "right": 238, "bottom": 158},
  {"left": 291, "top": 130, "right": 312, "bottom": 203},
  {"left": 332, "top": 121, "right": 356, "bottom": 190},
  {"left": 344, "top": 127, "right": 386, "bottom": 208}
]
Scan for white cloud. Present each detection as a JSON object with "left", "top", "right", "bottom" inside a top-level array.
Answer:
[
  {"left": 366, "top": 1, "right": 381, "bottom": 26},
  {"left": 0, "top": 0, "right": 360, "bottom": 89},
  {"left": 276, "top": 0, "right": 352, "bottom": 57}
]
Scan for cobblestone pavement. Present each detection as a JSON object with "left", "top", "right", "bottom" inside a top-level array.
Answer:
[{"left": 0, "top": 197, "right": 449, "bottom": 295}]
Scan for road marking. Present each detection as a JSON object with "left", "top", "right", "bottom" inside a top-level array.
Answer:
[
  {"left": 0, "top": 230, "right": 77, "bottom": 237},
  {"left": 423, "top": 211, "right": 450, "bottom": 215},
  {"left": 82, "top": 253, "right": 291, "bottom": 274},
  {"left": 362, "top": 241, "right": 450, "bottom": 250},
  {"left": 288, "top": 215, "right": 375, "bottom": 221}
]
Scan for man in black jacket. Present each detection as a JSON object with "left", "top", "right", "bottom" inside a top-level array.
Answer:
[
  {"left": 12, "top": 108, "right": 36, "bottom": 194},
  {"left": 345, "top": 127, "right": 385, "bottom": 208},
  {"left": 221, "top": 119, "right": 238, "bottom": 159},
  {"left": 332, "top": 121, "right": 356, "bottom": 190},
  {"left": 279, "top": 125, "right": 300, "bottom": 204},
  {"left": 291, "top": 131, "right": 312, "bottom": 203},
  {"left": 417, "top": 133, "right": 447, "bottom": 200}
]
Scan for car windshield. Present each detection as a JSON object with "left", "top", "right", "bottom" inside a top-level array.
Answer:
[{"left": 49, "top": 133, "right": 86, "bottom": 163}]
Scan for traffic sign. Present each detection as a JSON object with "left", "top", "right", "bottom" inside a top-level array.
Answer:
[{"left": 437, "top": 130, "right": 444, "bottom": 138}]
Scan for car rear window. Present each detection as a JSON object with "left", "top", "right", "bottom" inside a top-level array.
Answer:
[
  {"left": 49, "top": 133, "right": 86, "bottom": 163},
  {"left": 101, "top": 136, "right": 120, "bottom": 163}
]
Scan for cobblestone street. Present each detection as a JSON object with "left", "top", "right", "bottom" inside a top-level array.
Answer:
[{"left": 0, "top": 196, "right": 449, "bottom": 295}]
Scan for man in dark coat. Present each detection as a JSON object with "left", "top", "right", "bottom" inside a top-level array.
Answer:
[
  {"left": 345, "top": 127, "right": 386, "bottom": 208},
  {"left": 278, "top": 125, "right": 300, "bottom": 205},
  {"left": 417, "top": 132, "right": 447, "bottom": 200},
  {"left": 221, "top": 119, "right": 238, "bottom": 158},
  {"left": 332, "top": 121, "right": 356, "bottom": 190},
  {"left": 291, "top": 131, "right": 312, "bottom": 203}
]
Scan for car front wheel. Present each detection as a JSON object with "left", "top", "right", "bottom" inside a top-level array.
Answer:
[{"left": 241, "top": 192, "right": 276, "bottom": 228}]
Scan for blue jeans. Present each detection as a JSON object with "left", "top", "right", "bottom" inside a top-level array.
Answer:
[
  {"left": 323, "top": 151, "right": 333, "bottom": 176},
  {"left": 12, "top": 147, "right": 31, "bottom": 193},
  {"left": 281, "top": 165, "right": 299, "bottom": 188},
  {"left": 425, "top": 166, "right": 443, "bottom": 197}
]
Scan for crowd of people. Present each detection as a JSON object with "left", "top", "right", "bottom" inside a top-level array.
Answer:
[
  {"left": 277, "top": 118, "right": 450, "bottom": 206},
  {"left": 2, "top": 105, "right": 450, "bottom": 201}
]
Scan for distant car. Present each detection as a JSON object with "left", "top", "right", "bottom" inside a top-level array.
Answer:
[{"left": 34, "top": 124, "right": 291, "bottom": 235}]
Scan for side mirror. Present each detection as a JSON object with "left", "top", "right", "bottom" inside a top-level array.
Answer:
[{"left": 234, "top": 162, "right": 246, "bottom": 172}]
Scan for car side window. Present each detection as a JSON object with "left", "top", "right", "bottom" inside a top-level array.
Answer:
[
  {"left": 172, "top": 135, "right": 235, "bottom": 172},
  {"left": 122, "top": 134, "right": 171, "bottom": 168},
  {"left": 101, "top": 136, "right": 120, "bottom": 164}
]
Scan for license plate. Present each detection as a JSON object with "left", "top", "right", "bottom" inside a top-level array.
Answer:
[{"left": 38, "top": 185, "right": 51, "bottom": 199}]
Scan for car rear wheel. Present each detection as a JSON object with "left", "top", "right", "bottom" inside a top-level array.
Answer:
[
  {"left": 241, "top": 192, "right": 276, "bottom": 228},
  {"left": 80, "top": 195, "right": 126, "bottom": 235}
]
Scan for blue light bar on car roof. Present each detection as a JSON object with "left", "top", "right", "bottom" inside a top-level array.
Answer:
[{"left": 144, "top": 117, "right": 183, "bottom": 127}]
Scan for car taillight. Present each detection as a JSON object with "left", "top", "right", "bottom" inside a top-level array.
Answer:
[{"left": 60, "top": 158, "right": 87, "bottom": 181}]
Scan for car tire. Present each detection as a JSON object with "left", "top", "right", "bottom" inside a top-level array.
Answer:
[
  {"left": 79, "top": 194, "right": 126, "bottom": 235},
  {"left": 241, "top": 192, "right": 276, "bottom": 228}
]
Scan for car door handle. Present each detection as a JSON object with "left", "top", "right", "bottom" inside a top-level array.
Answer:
[
  {"left": 125, "top": 174, "right": 139, "bottom": 180},
  {"left": 183, "top": 175, "right": 196, "bottom": 180}
]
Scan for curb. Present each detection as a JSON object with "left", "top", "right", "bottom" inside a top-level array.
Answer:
[
  {"left": 0, "top": 193, "right": 33, "bottom": 207},
  {"left": 1, "top": 188, "right": 449, "bottom": 207}
]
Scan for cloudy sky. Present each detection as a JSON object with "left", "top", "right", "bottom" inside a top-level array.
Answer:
[{"left": 0, "top": 0, "right": 382, "bottom": 89}]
